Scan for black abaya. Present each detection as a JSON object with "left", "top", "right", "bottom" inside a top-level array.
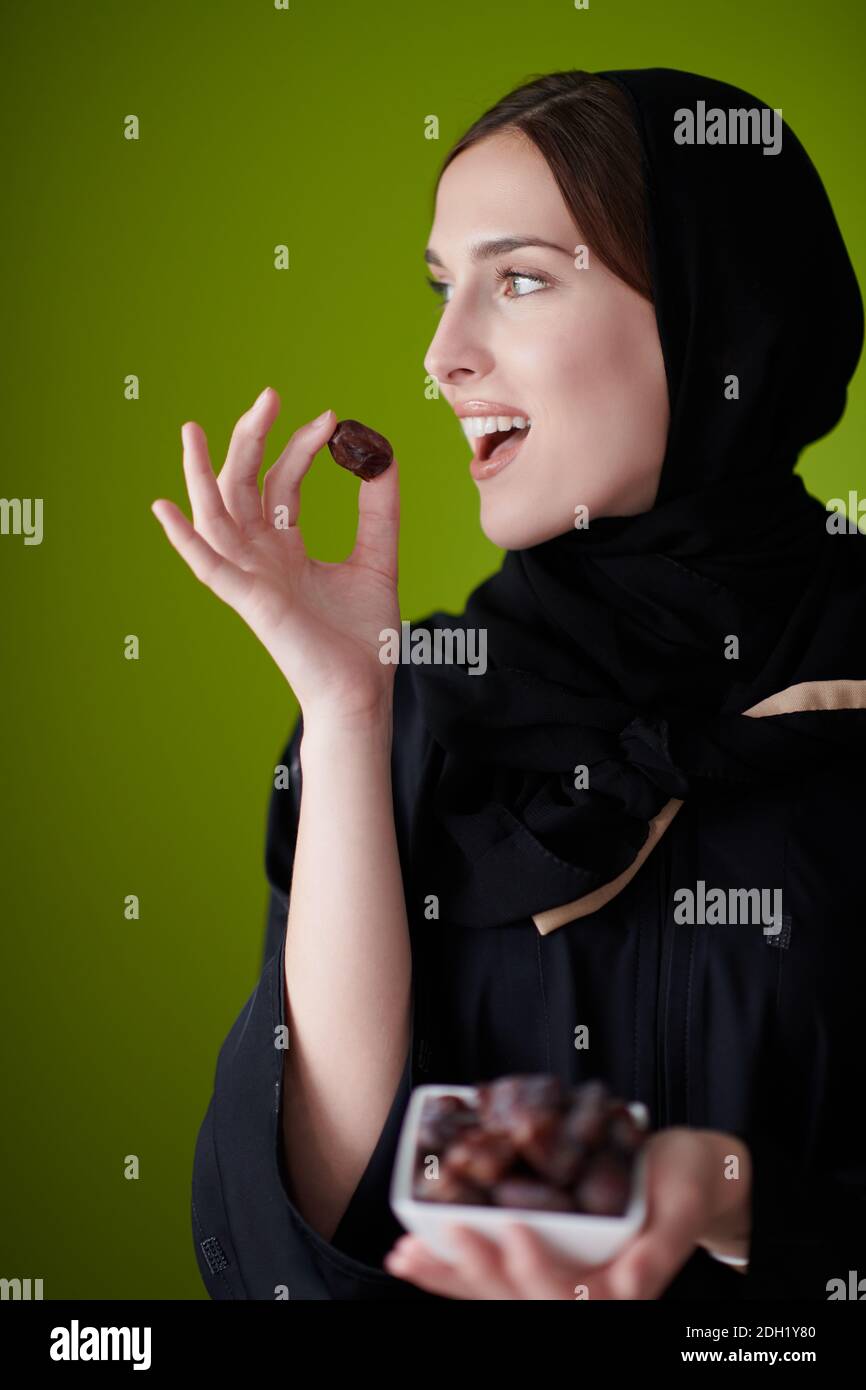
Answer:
[{"left": 192, "top": 662, "right": 866, "bottom": 1299}]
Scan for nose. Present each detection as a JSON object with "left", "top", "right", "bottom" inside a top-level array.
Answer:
[{"left": 423, "top": 301, "right": 494, "bottom": 389}]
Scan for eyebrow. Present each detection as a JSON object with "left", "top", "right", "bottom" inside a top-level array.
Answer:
[{"left": 424, "top": 236, "right": 574, "bottom": 268}]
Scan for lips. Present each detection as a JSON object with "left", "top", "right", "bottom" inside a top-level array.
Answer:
[{"left": 455, "top": 402, "right": 533, "bottom": 461}]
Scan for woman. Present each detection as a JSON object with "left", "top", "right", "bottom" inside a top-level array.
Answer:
[{"left": 155, "top": 68, "right": 866, "bottom": 1300}]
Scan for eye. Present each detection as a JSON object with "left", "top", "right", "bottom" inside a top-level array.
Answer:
[
  {"left": 425, "top": 265, "right": 552, "bottom": 310},
  {"left": 426, "top": 275, "right": 452, "bottom": 306},
  {"left": 495, "top": 266, "right": 550, "bottom": 298}
]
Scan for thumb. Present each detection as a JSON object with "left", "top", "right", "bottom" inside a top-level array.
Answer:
[
  {"left": 609, "top": 1132, "right": 707, "bottom": 1298},
  {"left": 608, "top": 1219, "right": 697, "bottom": 1299},
  {"left": 350, "top": 452, "right": 400, "bottom": 583}
]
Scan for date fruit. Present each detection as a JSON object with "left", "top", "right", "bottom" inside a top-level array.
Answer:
[
  {"left": 412, "top": 1074, "right": 647, "bottom": 1216},
  {"left": 327, "top": 418, "right": 393, "bottom": 480}
]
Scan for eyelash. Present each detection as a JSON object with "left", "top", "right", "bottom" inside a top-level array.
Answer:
[{"left": 426, "top": 265, "right": 551, "bottom": 307}]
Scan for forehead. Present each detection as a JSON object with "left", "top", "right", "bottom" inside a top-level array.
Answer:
[{"left": 430, "top": 131, "right": 579, "bottom": 251}]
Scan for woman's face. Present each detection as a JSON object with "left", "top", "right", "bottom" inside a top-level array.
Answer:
[{"left": 423, "top": 129, "right": 670, "bottom": 549}]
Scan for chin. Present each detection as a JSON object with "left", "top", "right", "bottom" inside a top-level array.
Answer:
[{"left": 478, "top": 496, "right": 573, "bottom": 550}]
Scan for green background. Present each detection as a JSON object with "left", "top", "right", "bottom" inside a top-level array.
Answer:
[{"left": 1, "top": 0, "right": 862, "bottom": 1299}]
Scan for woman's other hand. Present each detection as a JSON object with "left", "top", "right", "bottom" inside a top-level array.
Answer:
[
  {"left": 383, "top": 1127, "right": 752, "bottom": 1299},
  {"left": 151, "top": 388, "right": 402, "bottom": 726}
]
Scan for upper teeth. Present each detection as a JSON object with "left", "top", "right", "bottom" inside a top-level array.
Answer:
[{"left": 460, "top": 414, "right": 531, "bottom": 440}]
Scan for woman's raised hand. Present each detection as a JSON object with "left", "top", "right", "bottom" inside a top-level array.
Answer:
[{"left": 151, "top": 388, "right": 402, "bottom": 726}]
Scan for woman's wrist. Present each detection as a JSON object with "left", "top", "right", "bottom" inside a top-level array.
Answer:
[{"left": 299, "top": 694, "right": 394, "bottom": 753}]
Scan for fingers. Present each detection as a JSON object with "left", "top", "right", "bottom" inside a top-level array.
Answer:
[
  {"left": 217, "top": 387, "right": 281, "bottom": 529},
  {"left": 181, "top": 423, "right": 247, "bottom": 563},
  {"left": 383, "top": 1235, "right": 462, "bottom": 1296},
  {"left": 384, "top": 1227, "right": 520, "bottom": 1300},
  {"left": 385, "top": 1223, "right": 670, "bottom": 1301},
  {"left": 261, "top": 408, "right": 336, "bottom": 535},
  {"left": 447, "top": 1226, "right": 521, "bottom": 1299},
  {"left": 260, "top": 407, "right": 400, "bottom": 580},
  {"left": 151, "top": 498, "right": 254, "bottom": 611},
  {"left": 498, "top": 1224, "right": 583, "bottom": 1299},
  {"left": 349, "top": 451, "right": 400, "bottom": 583}
]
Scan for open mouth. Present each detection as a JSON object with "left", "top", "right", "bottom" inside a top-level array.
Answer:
[
  {"left": 461, "top": 415, "right": 532, "bottom": 462},
  {"left": 479, "top": 423, "right": 531, "bottom": 462}
]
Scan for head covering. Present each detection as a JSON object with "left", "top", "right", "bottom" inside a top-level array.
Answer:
[{"left": 409, "top": 67, "right": 866, "bottom": 932}]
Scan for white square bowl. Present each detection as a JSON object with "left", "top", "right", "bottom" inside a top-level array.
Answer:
[{"left": 389, "top": 1083, "right": 649, "bottom": 1265}]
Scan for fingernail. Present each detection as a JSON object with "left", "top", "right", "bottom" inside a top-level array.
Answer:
[
  {"left": 311, "top": 408, "right": 333, "bottom": 427},
  {"left": 254, "top": 387, "right": 271, "bottom": 407}
]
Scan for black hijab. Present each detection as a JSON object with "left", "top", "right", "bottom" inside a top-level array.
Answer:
[{"left": 409, "top": 68, "right": 866, "bottom": 929}]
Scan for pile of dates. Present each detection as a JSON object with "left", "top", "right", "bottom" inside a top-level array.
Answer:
[{"left": 412, "top": 1075, "right": 647, "bottom": 1216}]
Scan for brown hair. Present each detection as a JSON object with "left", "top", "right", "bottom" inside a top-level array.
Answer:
[{"left": 437, "top": 71, "right": 652, "bottom": 301}]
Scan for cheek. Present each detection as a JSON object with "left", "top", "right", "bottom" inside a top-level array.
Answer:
[
  {"left": 506, "top": 318, "right": 573, "bottom": 390},
  {"left": 546, "top": 303, "right": 667, "bottom": 444},
  {"left": 514, "top": 303, "right": 632, "bottom": 407}
]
